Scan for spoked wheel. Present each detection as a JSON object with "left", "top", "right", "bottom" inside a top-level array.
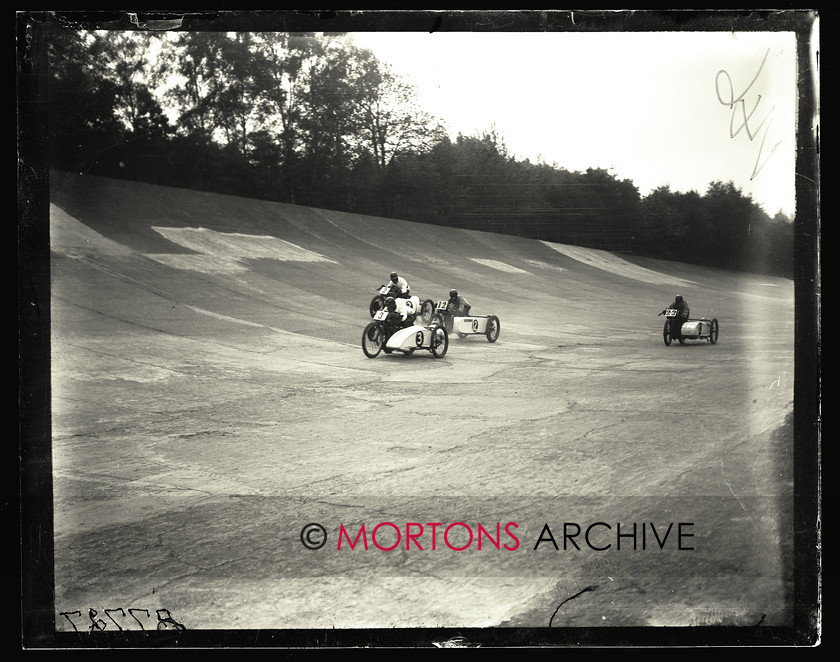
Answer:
[
  {"left": 420, "top": 299, "right": 435, "bottom": 324},
  {"left": 485, "top": 315, "right": 500, "bottom": 343},
  {"left": 362, "top": 322, "right": 384, "bottom": 357},
  {"left": 709, "top": 318, "right": 719, "bottom": 344},
  {"left": 663, "top": 321, "right": 672, "bottom": 346},
  {"left": 369, "top": 295, "right": 384, "bottom": 318},
  {"left": 430, "top": 325, "right": 449, "bottom": 358}
]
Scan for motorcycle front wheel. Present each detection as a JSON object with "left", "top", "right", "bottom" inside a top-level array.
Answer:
[
  {"left": 663, "top": 321, "right": 672, "bottom": 346},
  {"left": 362, "top": 322, "right": 384, "bottom": 357}
]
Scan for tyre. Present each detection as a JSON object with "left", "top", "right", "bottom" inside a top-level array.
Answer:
[
  {"left": 663, "top": 321, "right": 672, "bottom": 346},
  {"left": 420, "top": 299, "right": 435, "bottom": 324},
  {"left": 709, "top": 318, "right": 719, "bottom": 344},
  {"left": 362, "top": 322, "right": 384, "bottom": 357},
  {"left": 369, "top": 295, "right": 384, "bottom": 317},
  {"left": 430, "top": 325, "right": 449, "bottom": 358},
  {"left": 485, "top": 315, "right": 500, "bottom": 343},
  {"left": 457, "top": 332, "right": 468, "bottom": 339}
]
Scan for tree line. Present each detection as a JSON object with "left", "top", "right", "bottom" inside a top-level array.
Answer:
[{"left": 42, "top": 29, "right": 793, "bottom": 277}]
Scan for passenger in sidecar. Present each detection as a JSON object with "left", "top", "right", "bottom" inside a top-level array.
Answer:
[{"left": 384, "top": 296, "right": 416, "bottom": 329}]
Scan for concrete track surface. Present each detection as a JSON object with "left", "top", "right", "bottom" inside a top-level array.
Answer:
[{"left": 46, "top": 171, "right": 795, "bottom": 636}]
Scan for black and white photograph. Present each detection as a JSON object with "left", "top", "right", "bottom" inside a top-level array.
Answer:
[{"left": 19, "top": 10, "right": 820, "bottom": 649}]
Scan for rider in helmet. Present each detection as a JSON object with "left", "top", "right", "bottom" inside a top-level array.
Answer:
[
  {"left": 448, "top": 289, "right": 471, "bottom": 316},
  {"left": 663, "top": 294, "right": 690, "bottom": 339},
  {"left": 385, "top": 295, "right": 415, "bottom": 329},
  {"left": 388, "top": 271, "right": 410, "bottom": 298}
]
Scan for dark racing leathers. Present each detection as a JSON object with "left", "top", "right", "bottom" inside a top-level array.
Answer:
[
  {"left": 448, "top": 295, "right": 471, "bottom": 317},
  {"left": 666, "top": 300, "right": 690, "bottom": 339},
  {"left": 384, "top": 310, "right": 414, "bottom": 337}
]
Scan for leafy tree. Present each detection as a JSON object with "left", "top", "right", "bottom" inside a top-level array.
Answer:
[
  {"left": 165, "top": 32, "right": 259, "bottom": 151},
  {"left": 248, "top": 32, "right": 336, "bottom": 203},
  {"left": 46, "top": 29, "right": 132, "bottom": 171},
  {"left": 40, "top": 27, "right": 792, "bottom": 274},
  {"left": 351, "top": 45, "right": 447, "bottom": 170},
  {"left": 701, "top": 181, "right": 757, "bottom": 268},
  {"left": 95, "top": 32, "right": 171, "bottom": 138},
  {"left": 294, "top": 34, "right": 365, "bottom": 207},
  {"left": 638, "top": 185, "right": 683, "bottom": 258}
]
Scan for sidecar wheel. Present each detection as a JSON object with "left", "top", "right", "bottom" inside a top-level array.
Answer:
[
  {"left": 663, "top": 321, "right": 672, "bottom": 346},
  {"left": 430, "top": 325, "right": 449, "bottom": 358},
  {"left": 362, "top": 322, "right": 384, "bottom": 357},
  {"left": 485, "top": 315, "right": 500, "bottom": 343},
  {"left": 709, "top": 318, "right": 719, "bottom": 344}
]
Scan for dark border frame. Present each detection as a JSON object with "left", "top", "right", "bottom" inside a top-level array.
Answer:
[{"left": 18, "top": 9, "right": 820, "bottom": 649}]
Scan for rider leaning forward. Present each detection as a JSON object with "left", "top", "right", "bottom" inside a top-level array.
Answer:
[
  {"left": 663, "top": 295, "right": 690, "bottom": 337},
  {"left": 388, "top": 271, "right": 410, "bottom": 298},
  {"left": 448, "top": 289, "right": 471, "bottom": 316},
  {"left": 385, "top": 296, "right": 416, "bottom": 329}
]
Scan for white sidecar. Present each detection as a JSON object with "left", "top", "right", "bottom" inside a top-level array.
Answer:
[
  {"left": 662, "top": 309, "right": 719, "bottom": 346},
  {"left": 362, "top": 311, "right": 449, "bottom": 358},
  {"left": 430, "top": 300, "right": 500, "bottom": 343}
]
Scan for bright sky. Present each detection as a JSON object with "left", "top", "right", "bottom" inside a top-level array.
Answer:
[{"left": 351, "top": 30, "right": 805, "bottom": 218}]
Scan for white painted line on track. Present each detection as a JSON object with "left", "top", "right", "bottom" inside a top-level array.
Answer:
[
  {"left": 147, "top": 226, "right": 337, "bottom": 274},
  {"left": 541, "top": 241, "right": 696, "bottom": 287},
  {"left": 468, "top": 258, "right": 529, "bottom": 274}
]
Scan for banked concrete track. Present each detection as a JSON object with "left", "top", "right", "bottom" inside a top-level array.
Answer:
[{"left": 47, "top": 170, "right": 794, "bottom": 634}]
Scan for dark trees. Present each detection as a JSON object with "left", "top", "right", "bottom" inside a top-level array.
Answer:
[{"left": 41, "top": 28, "right": 793, "bottom": 277}]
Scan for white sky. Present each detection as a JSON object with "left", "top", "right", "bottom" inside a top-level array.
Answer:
[{"left": 351, "top": 30, "right": 804, "bottom": 218}]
